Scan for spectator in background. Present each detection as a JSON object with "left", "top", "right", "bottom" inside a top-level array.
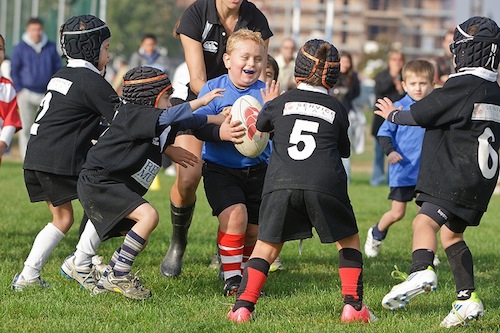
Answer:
[
  {"left": 370, "top": 50, "right": 405, "bottom": 186},
  {"left": 0, "top": 34, "right": 22, "bottom": 166},
  {"left": 430, "top": 28, "right": 455, "bottom": 87},
  {"left": 129, "top": 33, "right": 171, "bottom": 75},
  {"left": 331, "top": 51, "right": 361, "bottom": 182},
  {"left": 11, "top": 17, "right": 61, "bottom": 159},
  {"left": 275, "top": 37, "right": 296, "bottom": 91}
]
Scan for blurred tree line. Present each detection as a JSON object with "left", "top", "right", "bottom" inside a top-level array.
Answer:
[
  {"left": 2, "top": 0, "right": 186, "bottom": 63},
  {"left": 106, "top": 0, "right": 186, "bottom": 63}
]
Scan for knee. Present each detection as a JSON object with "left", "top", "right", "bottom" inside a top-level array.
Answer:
[
  {"left": 52, "top": 216, "right": 74, "bottom": 234},
  {"left": 412, "top": 215, "right": 440, "bottom": 233},
  {"left": 147, "top": 207, "right": 160, "bottom": 229},
  {"left": 176, "top": 171, "right": 201, "bottom": 197},
  {"left": 440, "top": 227, "right": 463, "bottom": 249},
  {"left": 392, "top": 211, "right": 405, "bottom": 221}
]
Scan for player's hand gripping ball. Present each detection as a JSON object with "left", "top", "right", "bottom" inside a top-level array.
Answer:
[{"left": 230, "top": 95, "right": 270, "bottom": 158}]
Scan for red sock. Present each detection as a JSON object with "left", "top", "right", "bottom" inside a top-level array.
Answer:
[
  {"left": 218, "top": 230, "right": 245, "bottom": 280},
  {"left": 338, "top": 267, "right": 362, "bottom": 301},
  {"left": 338, "top": 248, "right": 363, "bottom": 308},
  {"left": 241, "top": 245, "right": 255, "bottom": 272},
  {"left": 236, "top": 258, "right": 270, "bottom": 310}
]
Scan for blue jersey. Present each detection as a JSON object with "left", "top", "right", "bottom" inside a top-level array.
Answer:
[
  {"left": 377, "top": 94, "right": 425, "bottom": 187},
  {"left": 194, "top": 74, "right": 271, "bottom": 168}
]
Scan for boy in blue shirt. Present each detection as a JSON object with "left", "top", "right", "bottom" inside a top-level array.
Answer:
[
  {"left": 364, "top": 60, "right": 434, "bottom": 258},
  {"left": 193, "top": 29, "right": 278, "bottom": 296}
]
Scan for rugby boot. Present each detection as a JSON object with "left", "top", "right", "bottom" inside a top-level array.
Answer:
[{"left": 160, "top": 201, "right": 194, "bottom": 277}]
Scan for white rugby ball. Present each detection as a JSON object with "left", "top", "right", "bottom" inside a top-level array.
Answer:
[{"left": 230, "top": 95, "right": 270, "bottom": 158}]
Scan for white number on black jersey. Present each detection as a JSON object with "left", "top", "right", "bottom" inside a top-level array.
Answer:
[
  {"left": 477, "top": 127, "right": 498, "bottom": 179},
  {"left": 30, "top": 92, "right": 53, "bottom": 136},
  {"left": 288, "top": 119, "right": 319, "bottom": 160}
]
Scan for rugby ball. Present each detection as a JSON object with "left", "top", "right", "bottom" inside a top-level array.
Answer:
[{"left": 230, "top": 95, "right": 270, "bottom": 158}]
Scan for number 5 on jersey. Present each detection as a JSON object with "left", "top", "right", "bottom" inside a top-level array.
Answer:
[{"left": 288, "top": 119, "right": 319, "bottom": 160}]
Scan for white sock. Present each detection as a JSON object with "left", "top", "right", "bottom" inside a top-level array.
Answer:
[
  {"left": 21, "top": 222, "right": 65, "bottom": 280},
  {"left": 74, "top": 219, "right": 102, "bottom": 267}
]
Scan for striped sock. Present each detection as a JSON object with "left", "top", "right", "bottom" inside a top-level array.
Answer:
[
  {"left": 218, "top": 230, "right": 245, "bottom": 281},
  {"left": 241, "top": 245, "right": 254, "bottom": 271},
  {"left": 97, "top": 248, "right": 121, "bottom": 289},
  {"left": 338, "top": 248, "right": 363, "bottom": 310},
  {"left": 102, "top": 248, "right": 121, "bottom": 278},
  {"left": 113, "top": 230, "right": 146, "bottom": 277}
]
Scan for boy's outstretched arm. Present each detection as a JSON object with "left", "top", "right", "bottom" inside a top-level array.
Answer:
[{"left": 189, "top": 88, "right": 225, "bottom": 111}]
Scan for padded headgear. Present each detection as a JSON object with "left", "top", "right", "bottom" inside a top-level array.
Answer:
[
  {"left": 450, "top": 16, "right": 500, "bottom": 72},
  {"left": 60, "top": 15, "right": 111, "bottom": 68},
  {"left": 294, "top": 39, "right": 340, "bottom": 89},
  {"left": 122, "top": 66, "right": 172, "bottom": 107}
]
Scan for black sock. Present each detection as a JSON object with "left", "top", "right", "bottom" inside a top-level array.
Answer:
[
  {"left": 372, "top": 223, "right": 387, "bottom": 241},
  {"left": 445, "top": 241, "right": 474, "bottom": 300},
  {"left": 410, "top": 249, "right": 435, "bottom": 273}
]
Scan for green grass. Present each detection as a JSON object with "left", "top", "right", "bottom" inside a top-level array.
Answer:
[{"left": 1, "top": 158, "right": 499, "bottom": 333}]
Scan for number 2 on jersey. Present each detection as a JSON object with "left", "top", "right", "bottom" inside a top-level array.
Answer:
[{"left": 30, "top": 92, "right": 53, "bottom": 136}]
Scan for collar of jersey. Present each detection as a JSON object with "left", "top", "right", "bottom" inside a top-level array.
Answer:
[
  {"left": 66, "top": 59, "right": 101, "bottom": 75},
  {"left": 449, "top": 67, "right": 498, "bottom": 82},
  {"left": 297, "top": 82, "right": 328, "bottom": 95}
]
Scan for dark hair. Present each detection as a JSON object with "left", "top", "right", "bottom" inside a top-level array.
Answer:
[
  {"left": 141, "top": 33, "right": 157, "bottom": 43},
  {"left": 338, "top": 51, "right": 355, "bottom": 87},
  {"left": 295, "top": 39, "right": 340, "bottom": 89},
  {"left": 267, "top": 54, "right": 279, "bottom": 81},
  {"left": 26, "top": 17, "right": 44, "bottom": 27},
  {"left": 173, "top": 19, "right": 181, "bottom": 39},
  {"left": 0, "top": 34, "right": 4, "bottom": 48}
]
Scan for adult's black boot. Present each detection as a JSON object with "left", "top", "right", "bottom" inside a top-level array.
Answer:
[{"left": 160, "top": 201, "right": 195, "bottom": 277}]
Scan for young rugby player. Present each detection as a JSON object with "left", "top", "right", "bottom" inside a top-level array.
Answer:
[
  {"left": 191, "top": 29, "right": 278, "bottom": 296},
  {"left": 375, "top": 16, "right": 500, "bottom": 328},
  {"left": 364, "top": 60, "right": 435, "bottom": 258},
  {"left": 227, "top": 39, "right": 376, "bottom": 324},
  {"left": 78, "top": 66, "right": 227, "bottom": 299},
  {"left": 12, "top": 15, "right": 116, "bottom": 290}
]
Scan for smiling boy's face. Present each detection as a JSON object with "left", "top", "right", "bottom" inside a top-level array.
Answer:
[{"left": 223, "top": 39, "right": 264, "bottom": 89}]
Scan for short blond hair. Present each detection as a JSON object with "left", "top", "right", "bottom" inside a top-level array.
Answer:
[
  {"left": 402, "top": 59, "right": 435, "bottom": 82},
  {"left": 226, "top": 29, "right": 265, "bottom": 54}
]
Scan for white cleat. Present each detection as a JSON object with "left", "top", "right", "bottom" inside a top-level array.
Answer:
[
  {"left": 364, "top": 227, "right": 382, "bottom": 258},
  {"left": 440, "top": 292, "right": 484, "bottom": 328},
  {"left": 382, "top": 266, "right": 437, "bottom": 310}
]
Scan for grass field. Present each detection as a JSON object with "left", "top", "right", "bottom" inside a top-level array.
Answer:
[{"left": 1, "top": 157, "right": 499, "bottom": 333}]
